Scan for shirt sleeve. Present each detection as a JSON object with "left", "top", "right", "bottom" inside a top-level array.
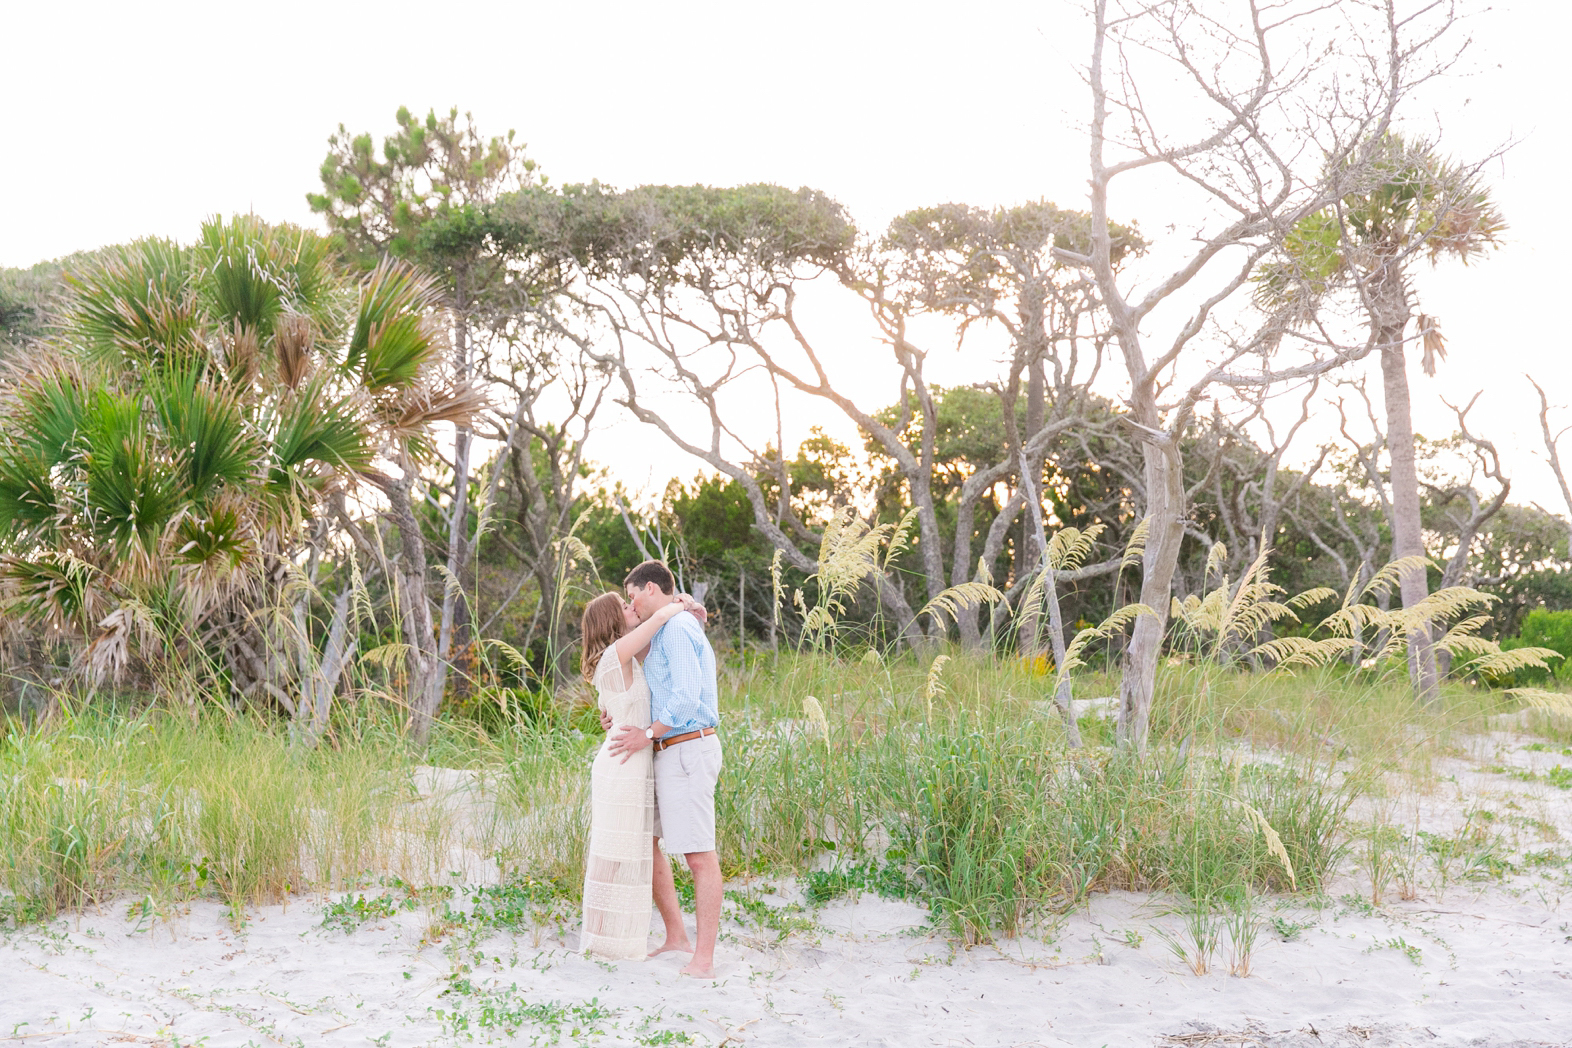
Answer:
[
  {"left": 592, "top": 647, "right": 628, "bottom": 705},
  {"left": 649, "top": 616, "right": 705, "bottom": 727}
]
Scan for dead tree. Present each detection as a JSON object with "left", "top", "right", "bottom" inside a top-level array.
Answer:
[
  {"left": 1074, "top": 0, "right": 1465, "bottom": 748},
  {"left": 1530, "top": 376, "right": 1572, "bottom": 558},
  {"left": 499, "top": 185, "right": 1131, "bottom": 649}
]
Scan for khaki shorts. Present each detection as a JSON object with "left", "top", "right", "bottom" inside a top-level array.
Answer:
[{"left": 653, "top": 733, "right": 722, "bottom": 855}]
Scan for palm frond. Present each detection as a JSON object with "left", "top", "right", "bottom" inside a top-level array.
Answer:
[
  {"left": 0, "top": 551, "right": 103, "bottom": 634},
  {"left": 148, "top": 359, "right": 257, "bottom": 501},
  {"left": 265, "top": 378, "right": 374, "bottom": 503},
  {"left": 81, "top": 392, "right": 188, "bottom": 563},
  {"left": 345, "top": 259, "right": 443, "bottom": 383},
  {"left": 62, "top": 238, "right": 205, "bottom": 368}
]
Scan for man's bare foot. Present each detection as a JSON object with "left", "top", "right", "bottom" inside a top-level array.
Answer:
[
  {"left": 679, "top": 959, "right": 714, "bottom": 978},
  {"left": 649, "top": 939, "right": 694, "bottom": 958}
]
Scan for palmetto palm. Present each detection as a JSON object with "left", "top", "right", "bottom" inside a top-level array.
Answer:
[
  {"left": 1258, "top": 135, "right": 1505, "bottom": 701},
  {"left": 0, "top": 215, "right": 472, "bottom": 709}
]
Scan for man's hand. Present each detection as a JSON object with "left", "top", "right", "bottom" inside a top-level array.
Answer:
[
  {"left": 599, "top": 709, "right": 614, "bottom": 732},
  {"left": 675, "top": 593, "right": 709, "bottom": 628},
  {"left": 606, "top": 724, "right": 652, "bottom": 764}
]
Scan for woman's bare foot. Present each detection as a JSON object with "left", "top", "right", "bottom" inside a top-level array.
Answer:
[
  {"left": 679, "top": 958, "right": 714, "bottom": 978},
  {"left": 649, "top": 938, "right": 694, "bottom": 958}
]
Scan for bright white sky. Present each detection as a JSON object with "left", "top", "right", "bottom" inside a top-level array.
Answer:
[{"left": 5, "top": 0, "right": 1569, "bottom": 513}]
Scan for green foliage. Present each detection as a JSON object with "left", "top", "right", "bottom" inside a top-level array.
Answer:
[
  {"left": 0, "top": 215, "right": 456, "bottom": 700},
  {"left": 1257, "top": 134, "right": 1505, "bottom": 323},
  {"left": 0, "top": 259, "right": 71, "bottom": 355},
  {"left": 308, "top": 105, "right": 540, "bottom": 268},
  {"left": 1499, "top": 609, "right": 1572, "bottom": 685},
  {"left": 490, "top": 181, "right": 856, "bottom": 282}
]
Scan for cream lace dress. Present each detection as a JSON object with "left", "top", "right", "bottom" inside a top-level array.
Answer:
[{"left": 580, "top": 647, "right": 656, "bottom": 959}]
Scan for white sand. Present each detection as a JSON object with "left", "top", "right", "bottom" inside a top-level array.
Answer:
[{"left": 3, "top": 734, "right": 1569, "bottom": 1048}]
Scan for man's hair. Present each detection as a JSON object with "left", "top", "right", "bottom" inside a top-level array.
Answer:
[{"left": 624, "top": 560, "right": 676, "bottom": 596}]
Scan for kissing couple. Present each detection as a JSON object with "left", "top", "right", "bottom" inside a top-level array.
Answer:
[{"left": 576, "top": 560, "right": 723, "bottom": 976}]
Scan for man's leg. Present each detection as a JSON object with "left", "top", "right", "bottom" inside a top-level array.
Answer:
[
  {"left": 649, "top": 836, "right": 693, "bottom": 956},
  {"left": 681, "top": 849, "right": 721, "bottom": 977}
]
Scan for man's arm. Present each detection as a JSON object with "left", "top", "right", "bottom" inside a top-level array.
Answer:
[{"left": 649, "top": 616, "right": 706, "bottom": 730}]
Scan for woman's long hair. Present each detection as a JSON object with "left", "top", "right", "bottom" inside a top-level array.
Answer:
[{"left": 580, "top": 592, "right": 626, "bottom": 686}]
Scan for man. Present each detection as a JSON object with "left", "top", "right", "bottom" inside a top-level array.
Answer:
[{"left": 605, "top": 560, "right": 723, "bottom": 978}]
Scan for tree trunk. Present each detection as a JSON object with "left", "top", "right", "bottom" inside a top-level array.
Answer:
[
  {"left": 1378, "top": 321, "right": 1440, "bottom": 704},
  {"left": 293, "top": 588, "right": 357, "bottom": 747},
  {"left": 1020, "top": 452, "right": 1083, "bottom": 747},
  {"left": 1116, "top": 433, "right": 1184, "bottom": 752},
  {"left": 437, "top": 269, "right": 472, "bottom": 705},
  {"left": 376, "top": 471, "right": 443, "bottom": 743}
]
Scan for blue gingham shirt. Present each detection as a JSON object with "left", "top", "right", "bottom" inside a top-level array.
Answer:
[{"left": 644, "top": 612, "right": 718, "bottom": 739}]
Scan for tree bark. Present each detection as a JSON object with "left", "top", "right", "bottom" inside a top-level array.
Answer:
[
  {"left": 372, "top": 470, "right": 443, "bottom": 743},
  {"left": 1020, "top": 452, "right": 1084, "bottom": 747},
  {"left": 293, "top": 588, "right": 357, "bottom": 747},
  {"left": 1377, "top": 318, "right": 1440, "bottom": 703},
  {"left": 1116, "top": 430, "right": 1184, "bottom": 751},
  {"left": 436, "top": 268, "right": 472, "bottom": 705}
]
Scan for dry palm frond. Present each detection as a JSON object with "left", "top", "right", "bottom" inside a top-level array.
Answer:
[
  {"left": 1416, "top": 313, "right": 1448, "bottom": 378},
  {"left": 385, "top": 379, "right": 490, "bottom": 443},
  {"left": 273, "top": 313, "right": 314, "bottom": 390},
  {"left": 87, "top": 600, "right": 163, "bottom": 683},
  {"left": 918, "top": 580, "right": 1006, "bottom": 627}
]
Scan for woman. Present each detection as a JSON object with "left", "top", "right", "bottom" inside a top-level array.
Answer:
[{"left": 577, "top": 590, "right": 695, "bottom": 959}]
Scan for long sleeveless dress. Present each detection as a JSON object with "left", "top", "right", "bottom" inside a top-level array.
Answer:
[{"left": 580, "top": 648, "right": 656, "bottom": 959}]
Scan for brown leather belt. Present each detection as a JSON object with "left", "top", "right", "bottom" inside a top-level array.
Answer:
[{"left": 652, "top": 726, "right": 717, "bottom": 753}]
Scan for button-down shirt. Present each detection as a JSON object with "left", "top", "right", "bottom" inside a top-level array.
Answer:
[{"left": 644, "top": 612, "right": 718, "bottom": 739}]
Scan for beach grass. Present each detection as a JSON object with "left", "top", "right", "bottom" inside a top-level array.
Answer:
[{"left": 0, "top": 651, "right": 1554, "bottom": 943}]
